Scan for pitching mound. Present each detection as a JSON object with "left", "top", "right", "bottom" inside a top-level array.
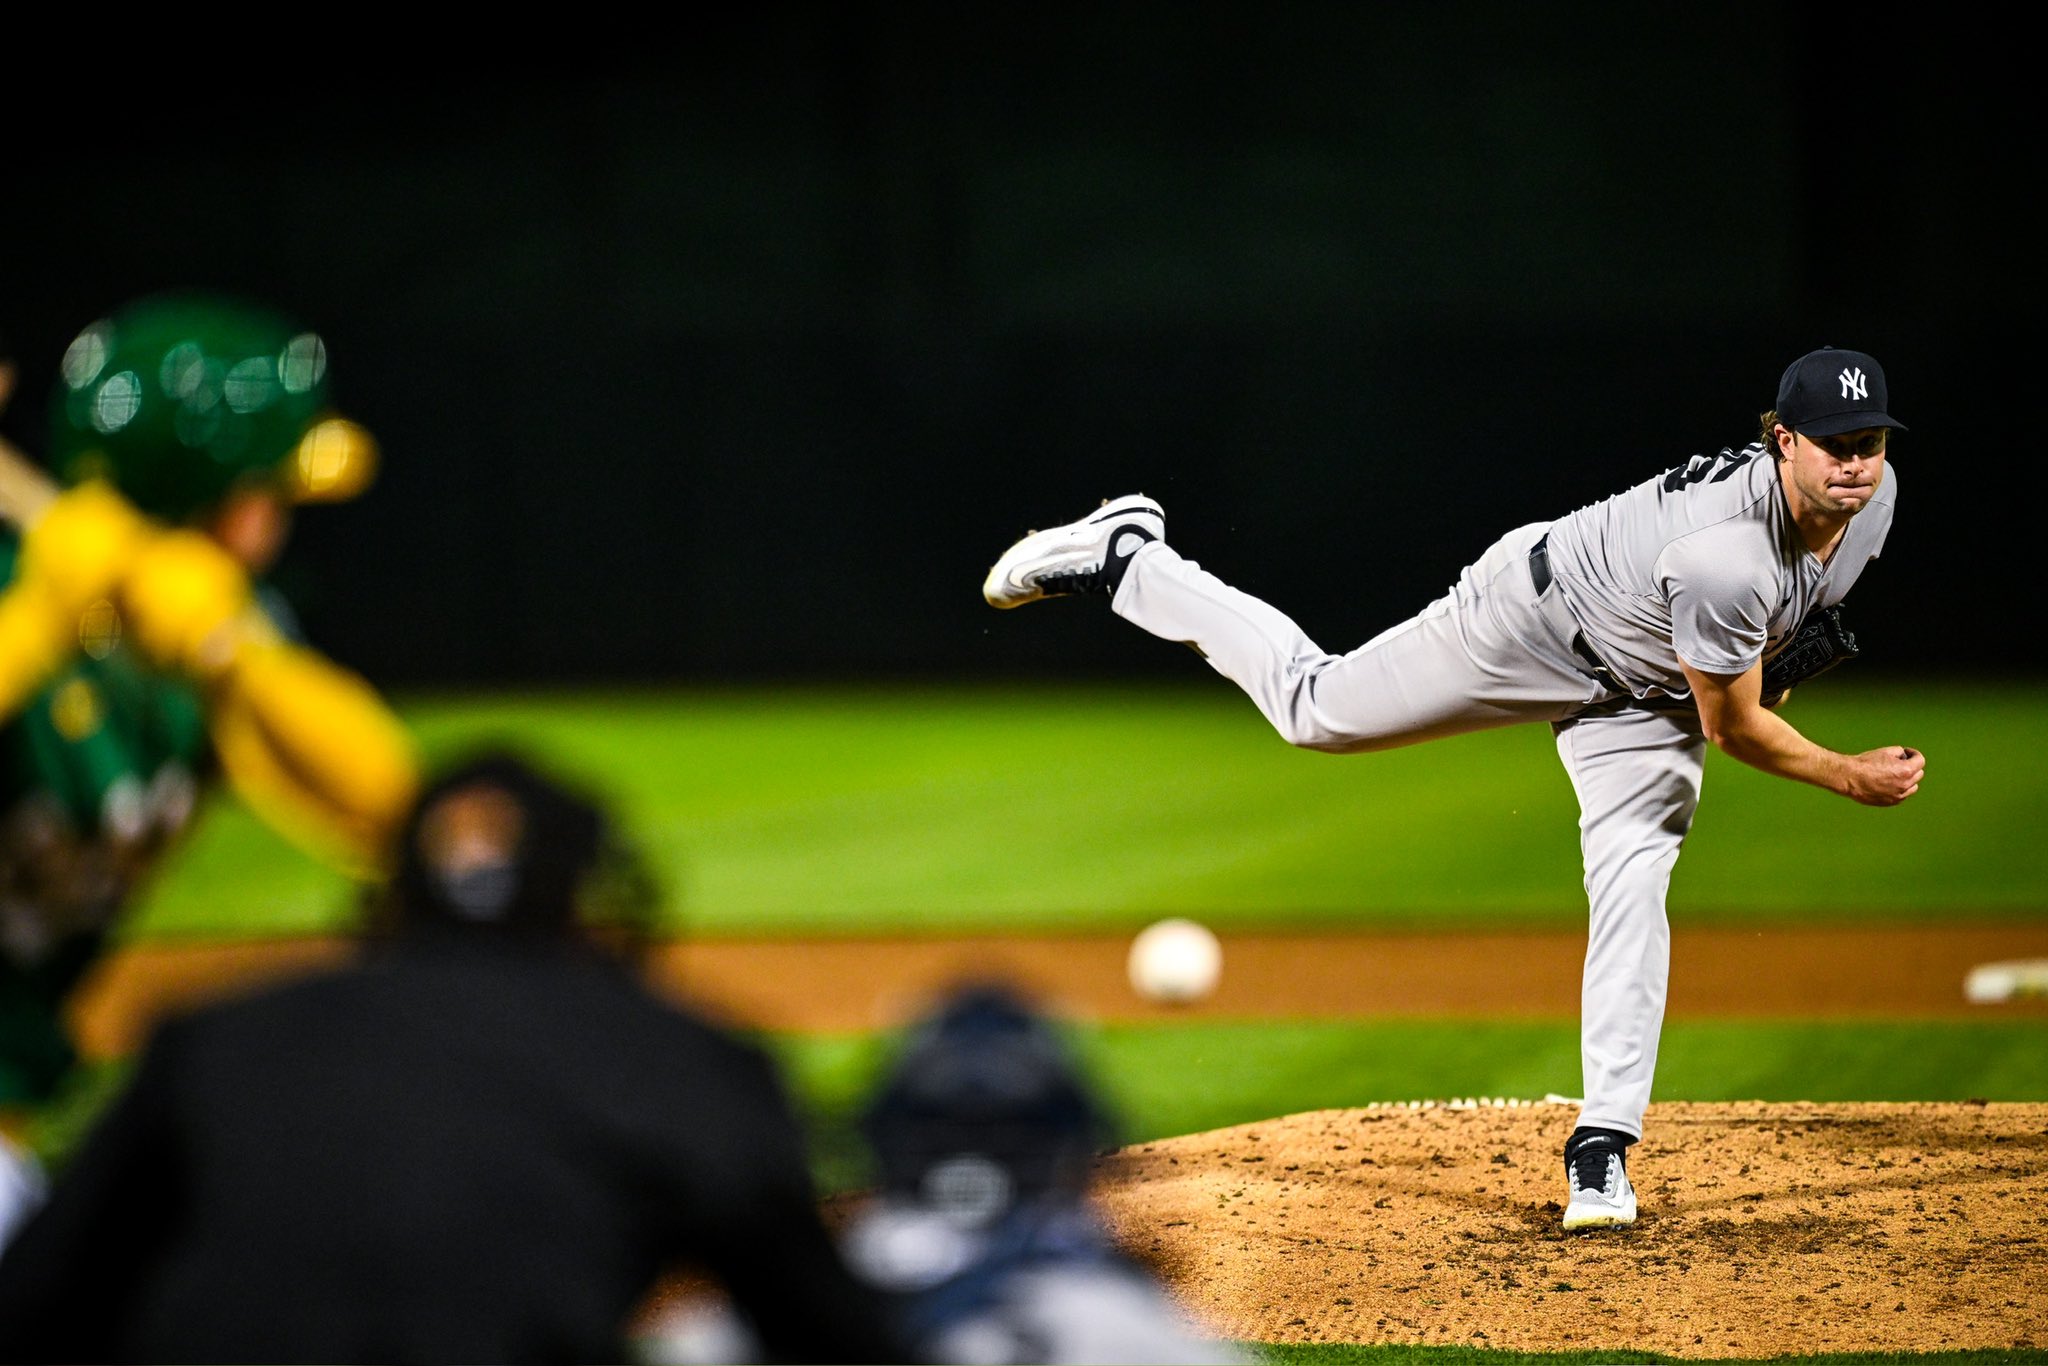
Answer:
[{"left": 1092, "top": 1100, "right": 2048, "bottom": 1357}]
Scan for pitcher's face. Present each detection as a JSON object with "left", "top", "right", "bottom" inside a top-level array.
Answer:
[{"left": 1778, "top": 426, "right": 1888, "bottom": 518}]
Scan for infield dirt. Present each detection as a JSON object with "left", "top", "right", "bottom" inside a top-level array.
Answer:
[
  {"left": 1094, "top": 1099, "right": 2047, "bottom": 1358},
  {"left": 68, "top": 922, "right": 2048, "bottom": 1357}
]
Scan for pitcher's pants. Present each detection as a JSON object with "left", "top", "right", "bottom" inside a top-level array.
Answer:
[{"left": 1111, "top": 528, "right": 1705, "bottom": 1139}]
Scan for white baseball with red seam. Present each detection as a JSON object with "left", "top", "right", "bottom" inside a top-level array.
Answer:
[{"left": 1127, "top": 918, "right": 1222, "bottom": 1004}]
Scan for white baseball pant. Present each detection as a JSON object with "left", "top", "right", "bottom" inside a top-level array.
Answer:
[{"left": 1110, "top": 521, "right": 1707, "bottom": 1139}]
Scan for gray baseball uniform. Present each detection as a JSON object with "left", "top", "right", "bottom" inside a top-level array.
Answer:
[{"left": 1110, "top": 441, "right": 1896, "bottom": 1138}]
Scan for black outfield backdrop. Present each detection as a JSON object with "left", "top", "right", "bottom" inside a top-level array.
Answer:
[{"left": 3, "top": 4, "right": 2034, "bottom": 688}]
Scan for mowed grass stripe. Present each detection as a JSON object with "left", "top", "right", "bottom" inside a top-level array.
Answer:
[{"left": 117, "top": 680, "right": 2047, "bottom": 940}]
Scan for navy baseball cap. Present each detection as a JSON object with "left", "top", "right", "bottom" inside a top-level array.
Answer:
[{"left": 1776, "top": 348, "right": 1906, "bottom": 437}]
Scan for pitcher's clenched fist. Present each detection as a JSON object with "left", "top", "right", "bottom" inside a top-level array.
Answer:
[{"left": 1845, "top": 745, "right": 1924, "bottom": 806}]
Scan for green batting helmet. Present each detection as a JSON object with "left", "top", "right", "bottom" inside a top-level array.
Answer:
[{"left": 48, "top": 291, "right": 377, "bottom": 523}]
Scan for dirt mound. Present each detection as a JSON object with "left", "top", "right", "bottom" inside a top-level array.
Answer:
[{"left": 1091, "top": 1100, "right": 2048, "bottom": 1357}]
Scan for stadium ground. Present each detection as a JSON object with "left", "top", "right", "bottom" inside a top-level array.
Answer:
[{"left": 65, "top": 923, "right": 2048, "bottom": 1359}]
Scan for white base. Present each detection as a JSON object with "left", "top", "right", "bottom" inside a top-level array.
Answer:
[{"left": 1963, "top": 958, "right": 2048, "bottom": 1003}]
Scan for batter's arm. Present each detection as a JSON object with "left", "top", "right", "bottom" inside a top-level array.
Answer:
[
  {"left": 1681, "top": 659, "right": 1923, "bottom": 806},
  {"left": 114, "top": 530, "right": 419, "bottom": 878}
]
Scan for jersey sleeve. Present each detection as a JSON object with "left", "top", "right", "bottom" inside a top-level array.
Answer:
[{"left": 1659, "top": 530, "right": 1773, "bottom": 677}]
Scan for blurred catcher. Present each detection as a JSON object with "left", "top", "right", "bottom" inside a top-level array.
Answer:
[
  {"left": 0, "top": 294, "right": 418, "bottom": 1244},
  {"left": 646, "top": 980, "right": 1246, "bottom": 1366},
  {"left": 843, "top": 982, "right": 1246, "bottom": 1365}
]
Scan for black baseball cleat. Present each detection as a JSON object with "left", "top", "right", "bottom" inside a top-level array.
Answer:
[
  {"left": 982, "top": 494, "right": 1165, "bottom": 608},
  {"left": 1562, "top": 1127, "right": 1638, "bottom": 1231}
]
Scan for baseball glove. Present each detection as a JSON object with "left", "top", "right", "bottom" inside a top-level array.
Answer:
[{"left": 1760, "top": 606, "right": 1859, "bottom": 706}]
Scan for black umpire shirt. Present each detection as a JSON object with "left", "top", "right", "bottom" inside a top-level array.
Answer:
[{"left": 0, "top": 929, "right": 909, "bottom": 1365}]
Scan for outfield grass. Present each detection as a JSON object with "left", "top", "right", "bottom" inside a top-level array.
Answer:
[{"left": 115, "top": 679, "right": 2048, "bottom": 941}]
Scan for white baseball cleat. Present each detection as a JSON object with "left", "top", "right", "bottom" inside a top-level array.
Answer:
[
  {"left": 982, "top": 494, "right": 1165, "bottom": 609},
  {"left": 1562, "top": 1136, "right": 1637, "bottom": 1231}
]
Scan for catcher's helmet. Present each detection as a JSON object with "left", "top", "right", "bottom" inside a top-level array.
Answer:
[
  {"left": 860, "top": 982, "right": 1116, "bottom": 1220},
  {"left": 48, "top": 291, "right": 377, "bottom": 522}
]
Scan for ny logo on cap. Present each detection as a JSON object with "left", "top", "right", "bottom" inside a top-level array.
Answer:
[{"left": 1838, "top": 367, "right": 1868, "bottom": 401}]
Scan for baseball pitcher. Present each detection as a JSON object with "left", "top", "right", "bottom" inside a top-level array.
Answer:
[{"left": 981, "top": 346, "right": 1922, "bottom": 1231}]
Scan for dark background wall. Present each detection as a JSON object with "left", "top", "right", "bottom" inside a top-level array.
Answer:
[{"left": 3, "top": 4, "right": 2034, "bottom": 690}]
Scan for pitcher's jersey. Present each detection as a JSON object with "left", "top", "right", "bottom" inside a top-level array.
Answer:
[{"left": 1540, "top": 442, "right": 1896, "bottom": 699}]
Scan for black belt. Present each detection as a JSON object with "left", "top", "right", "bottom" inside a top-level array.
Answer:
[
  {"left": 1529, "top": 535, "right": 1555, "bottom": 596},
  {"left": 1529, "top": 534, "right": 1624, "bottom": 689}
]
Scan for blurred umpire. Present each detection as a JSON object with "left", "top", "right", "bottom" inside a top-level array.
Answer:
[
  {"left": 0, "top": 748, "right": 911, "bottom": 1365},
  {"left": 0, "top": 294, "right": 418, "bottom": 1243}
]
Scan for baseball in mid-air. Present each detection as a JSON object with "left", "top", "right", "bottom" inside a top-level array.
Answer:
[{"left": 1127, "top": 917, "right": 1223, "bottom": 1004}]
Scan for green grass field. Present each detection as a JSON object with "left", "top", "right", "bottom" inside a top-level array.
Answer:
[
  {"left": 103, "top": 677, "right": 2048, "bottom": 1149},
  {"left": 78, "top": 680, "right": 2048, "bottom": 1363},
  {"left": 119, "top": 678, "right": 2048, "bottom": 941}
]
